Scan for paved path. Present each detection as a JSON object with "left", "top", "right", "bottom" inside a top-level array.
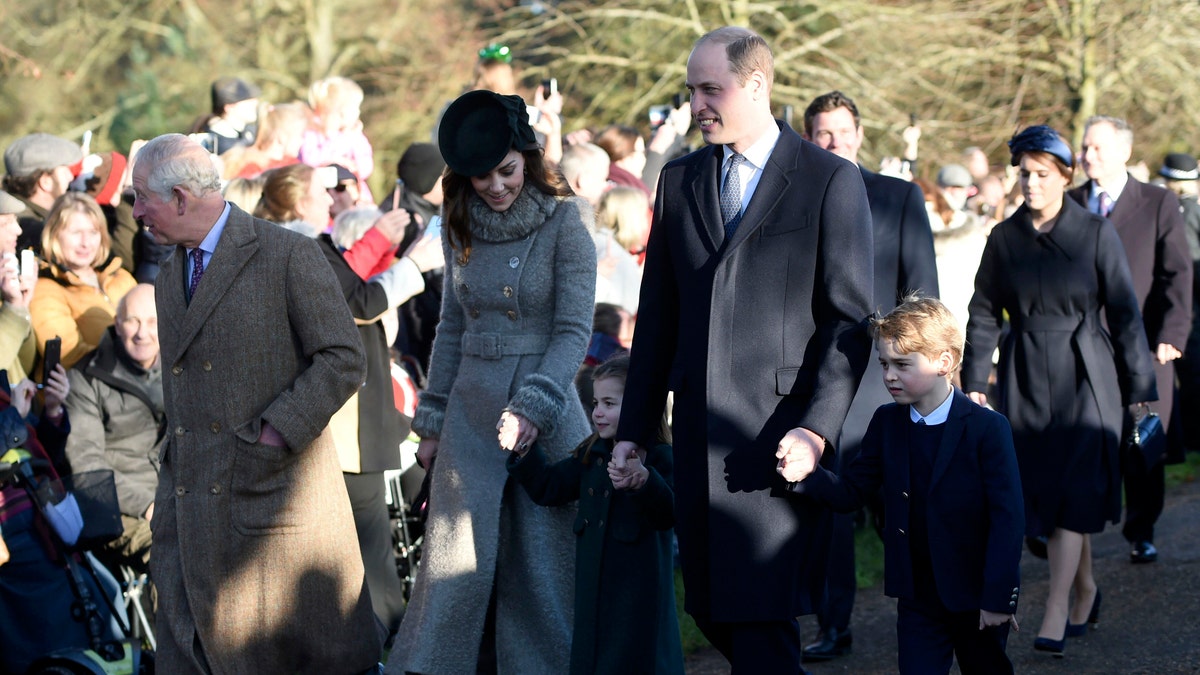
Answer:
[{"left": 685, "top": 477, "right": 1200, "bottom": 674}]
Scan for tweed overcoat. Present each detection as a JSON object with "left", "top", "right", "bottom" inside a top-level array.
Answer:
[
  {"left": 388, "top": 190, "right": 595, "bottom": 675},
  {"left": 151, "top": 205, "right": 381, "bottom": 674},
  {"left": 617, "top": 123, "right": 875, "bottom": 623}
]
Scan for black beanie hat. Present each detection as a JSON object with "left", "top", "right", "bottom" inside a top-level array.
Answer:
[{"left": 397, "top": 143, "right": 447, "bottom": 195}]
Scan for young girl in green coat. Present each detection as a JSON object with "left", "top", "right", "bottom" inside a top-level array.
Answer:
[{"left": 508, "top": 355, "right": 684, "bottom": 674}]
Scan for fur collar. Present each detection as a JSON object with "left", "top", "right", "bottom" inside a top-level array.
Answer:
[{"left": 469, "top": 187, "right": 562, "bottom": 243}]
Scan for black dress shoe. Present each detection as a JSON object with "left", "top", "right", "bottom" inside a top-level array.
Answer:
[
  {"left": 801, "top": 628, "right": 852, "bottom": 663},
  {"left": 1130, "top": 540, "right": 1158, "bottom": 564}
]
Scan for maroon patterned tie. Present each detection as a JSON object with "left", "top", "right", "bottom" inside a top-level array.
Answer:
[{"left": 188, "top": 248, "right": 205, "bottom": 302}]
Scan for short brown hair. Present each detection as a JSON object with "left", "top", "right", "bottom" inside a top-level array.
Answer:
[
  {"left": 696, "top": 27, "right": 774, "bottom": 91},
  {"left": 41, "top": 192, "right": 111, "bottom": 269},
  {"left": 870, "top": 294, "right": 964, "bottom": 373},
  {"left": 593, "top": 125, "right": 641, "bottom": 163},
  {"left": 803, "top": 91, "right": 860, "bottom": 137}
]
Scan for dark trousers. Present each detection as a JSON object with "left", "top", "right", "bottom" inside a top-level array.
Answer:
[
  {"left": 343, "top": 472, "right": 406, "bottom": 637},
  {"left": 816, "top": 510, "right": 856, "bottom": 634},
  {"left": 692, "top": 614, "right": 803, "bottom": 674},
  {"left": 896, "top": 596, "right": 1012, "bottom": 675},
  {"left": 1122, "top": 458, "right": 1165, "bottom": 543}
]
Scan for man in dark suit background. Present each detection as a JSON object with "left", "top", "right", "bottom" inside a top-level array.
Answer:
[
  {"left": 132, "top": 134, "right": 381, "bottom": 674},
  {"left": 1069, "top": 116, "right": 1193, "bottom": 565},
  {"left": 798, "top": 90, "right": 940, "bottom": 662},
  {"left": 614, "top": 27, "right": 874, "bottom": 673}
]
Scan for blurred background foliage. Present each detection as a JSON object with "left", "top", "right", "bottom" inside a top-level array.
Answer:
[{"left": 4, "top": 0, "right": 1200, "bottom": 197}]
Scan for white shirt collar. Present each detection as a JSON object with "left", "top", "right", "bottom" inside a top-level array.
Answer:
[
  {"left": 723, "top": 122, "right": 781, "bottom": 171},
  {"left": 1092, "top": 172, "right": 1130, "bottom": 203},
  {"left": 909, "top": 389, "right": 954, "bottom": 426}
]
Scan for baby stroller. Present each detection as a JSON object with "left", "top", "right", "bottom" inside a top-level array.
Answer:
[
  {"left": 0, "top": 449, "right": 153, "bottom": 675},
  {"left": 385, "top": 437, "right": 429, "bottom": 601}
]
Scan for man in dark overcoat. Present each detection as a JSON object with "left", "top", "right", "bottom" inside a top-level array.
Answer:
[
  {"left": 132, "top": 134, "right": 381, "bottom": 674},
  {"left": 798, "top": 90, "right": 940, "bottom": 662},
  {"left": 615, "top": 27, "right": 874, "bottom": 673},
  {"left": 1069, "top": 116, "right": 1193, "bottom": 564}
]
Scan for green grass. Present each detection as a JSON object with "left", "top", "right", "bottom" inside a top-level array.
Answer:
[{"left": 1165, "top": 451, "right": 1200, "bottom": 488}]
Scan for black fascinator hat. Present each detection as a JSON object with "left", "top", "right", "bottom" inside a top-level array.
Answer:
[
  {"left": 439, "top": 90, "right": 540, "bottom": 177},
  {"left": 1007, "top": 125, "right": 1073, "bottom": 168}
]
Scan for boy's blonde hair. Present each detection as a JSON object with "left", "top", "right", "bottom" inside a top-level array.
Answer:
[
  {"left": 308, "top": 76, "right": 364, "bottom": 114},
  {"left": 870, "top": 294, "right": 964, "bottom": 373}
]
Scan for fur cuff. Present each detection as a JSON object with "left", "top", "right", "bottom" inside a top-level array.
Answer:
[
  {"left": 412, "top": 392, "right": 448, "bottom": 439},
  {"left": 507, "top": 373, "right": 566, "bottom": 438}
]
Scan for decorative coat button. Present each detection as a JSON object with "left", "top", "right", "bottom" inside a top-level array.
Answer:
[
  {"left": 171, "top": 366, "right": 183, "bottom": 376},
  {"left": 210, "top": 422, "right": 222, "bottom": 433},
  {"left": 901, "top": 491, "right": 909, "bottom": 499},
  {"left": 202, "top": 361, "right": 213, "bottom": 371},
  {"left": 587, "top": 488, "right": 594, "bottom": 496},
  {"left": 175, "top": 426, "right": 185, "bottom": 436},
  {"left": 210, "top": 483, "right": 221, "bottom": 494},
  {"left": 460, "top": 283, "right": 470, "bottom": 294},
  {"left": 175, "top": 487, "right": 186, "bottom": 496},
  {"left": 470, "top": 308, "right": 480, "bottom": 318},
  {"left": 598, "top": 520, "right": 604, "bottom": 528},
  {"left": 506, "top": 310, "right": 517, "bottom": 321},
  {"left": 898, "top": 528, "right": 906, "bottom": 536},
  {"left": 603, "top": 489, "right": 610, "bottom": 497},
  {"left": 582, "top": 518, "right": 589, "bottom": 527},
  {"left": 503, "top": 285, "right": 513, "bottom": 297},
  {"left": 1009, "top": 600, "right": 1017, "bottom": 607},
  {"left": 509, "top": 256, "right": 520, "bottom": 268}
]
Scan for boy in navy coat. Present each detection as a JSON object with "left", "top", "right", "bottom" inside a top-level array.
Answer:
[{"left": 787, "top": 296, "right": 1024, "bottom": 674}]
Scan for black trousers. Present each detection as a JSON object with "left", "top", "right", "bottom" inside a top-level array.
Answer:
[
  {"left": 896, "top": 596, "right": 1012, "bottom": 675},
  {"left": 1122, "top": 457, "right": 1165, "bottom": 543},
  {"left": 343, "top": 472, "right": 406, "bottom": 637},
  {"left": 692, "top": 614, "right": 803, "bottom": 674},
  {"left": 816, "top": 510, "right": 857, "bottom": 634}
]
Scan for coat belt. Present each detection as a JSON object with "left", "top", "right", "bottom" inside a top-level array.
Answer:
[
  {"left": 1010, "top": 313, "right": 1094, "bottom": 332},
  {"left": 461, "top": 333, "right": 551, "bottom": 360}
]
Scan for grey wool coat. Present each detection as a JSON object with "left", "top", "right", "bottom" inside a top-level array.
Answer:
[
  {"left": 151, "top": 205, "right": 382, "bottom": 675},
  {"left": 389, "top": 189, "right": 596, "bottom": 675}
]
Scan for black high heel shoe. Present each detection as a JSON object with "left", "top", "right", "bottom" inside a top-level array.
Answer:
[
  {"left": 1034, "top": 635, "right": 1066, "bottom": 658},
  {"left": 1065, "top": 588, "right": 1102, "bottom": 638}
]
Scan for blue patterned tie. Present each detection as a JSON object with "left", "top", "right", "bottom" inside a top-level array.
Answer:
[
  {"left": 721, "top": 152, "right": 746, "bottom": 239},
  {"left": 188, "top": 248, "right": 205, "bottom": 302}
]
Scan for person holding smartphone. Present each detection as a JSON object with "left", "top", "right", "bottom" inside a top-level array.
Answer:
[{"left": 0, "top": 191, "right": 38, "bottom": 385}]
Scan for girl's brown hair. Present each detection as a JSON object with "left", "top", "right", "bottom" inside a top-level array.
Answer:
[{"left": 442, "top": 148, "right": 572, "bottom": 264}]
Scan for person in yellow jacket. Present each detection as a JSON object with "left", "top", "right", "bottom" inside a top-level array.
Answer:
[{"left": 30, "top": 192, "right": 136, "bottom": 370}]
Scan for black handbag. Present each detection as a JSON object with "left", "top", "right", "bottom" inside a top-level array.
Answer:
[
  {"left": 1124, "top": 407, "right": 1166, "bottom": 472},
  {"left": 62, "top": 469, "right": 125, "bottom": 551}
]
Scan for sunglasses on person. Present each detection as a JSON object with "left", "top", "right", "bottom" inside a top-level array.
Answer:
[{"left": 478, "top": 44, "right": 512, "bottom": 64}]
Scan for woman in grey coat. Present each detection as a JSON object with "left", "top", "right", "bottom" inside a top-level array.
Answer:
[{"left": 388, "top": 90, "right": 595, "bottom": 674}]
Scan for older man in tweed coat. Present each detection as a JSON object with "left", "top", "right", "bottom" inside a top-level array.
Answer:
[{"left": 133, "top": 134, "right": 380, "bottom": 674}]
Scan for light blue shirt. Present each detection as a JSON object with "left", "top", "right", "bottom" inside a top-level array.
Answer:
[
  {"left": 1088, "top": 172, "right": 1129, "bottom": 215},
  {"left": 721, "top": 123, "right": 782, "bottom": 216},
  {"left": 909, "top": 389, "right": 954, "bottom": 426},
  {"left": 187, "top": 202, "right": 231, "bottom": 289}
]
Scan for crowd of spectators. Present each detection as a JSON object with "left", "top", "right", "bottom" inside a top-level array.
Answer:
[{"left": 1, "top": 30, "right": 1198, "bottom": 675}]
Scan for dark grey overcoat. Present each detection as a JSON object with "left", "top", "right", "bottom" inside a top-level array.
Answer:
[{"left": 618, "top": 123, "right": 875, "bottom": 623}]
